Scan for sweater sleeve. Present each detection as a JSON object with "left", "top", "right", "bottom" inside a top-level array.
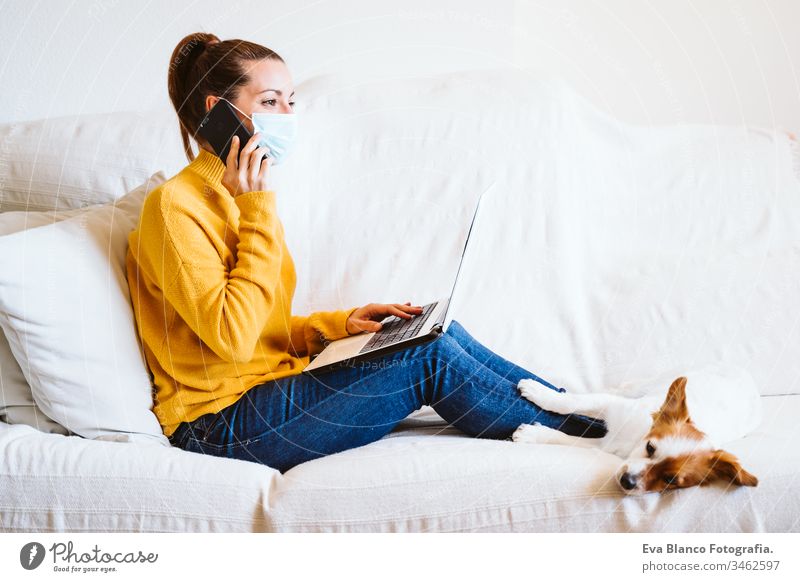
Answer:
[
  {"left": 288, "top": 306, "right": 360, "bottom": 358},
  {"left": 148, "top": 189, "right": 284, "bottom": 364}
]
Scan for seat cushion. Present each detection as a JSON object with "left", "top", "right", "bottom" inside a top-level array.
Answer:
[
  {"left": 263, "top": 398, "right": 799, "bottom": 532},
  {"left": 0, "top": 417, "right": 280, "bottom": 532},
  {"left": 2, "top": 398, "right": 796, "bottom": 532}
]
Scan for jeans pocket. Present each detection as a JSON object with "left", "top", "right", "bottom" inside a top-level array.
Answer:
[
  {"left": 172, "top": 414, "right": 214, "bottom": 447},
  {"left": 169, "top": 421, "right": 198, "bottom": 450},
  {"left": 183, "top": 410, "right": 237, "bottom": 449},
  {"left": 190, "top": 427, "right": 268, "bottom": 453}
]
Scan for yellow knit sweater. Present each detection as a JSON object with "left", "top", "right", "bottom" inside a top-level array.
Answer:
[{"left": 126, "top": 148, "right": 358, "bottom": 438}]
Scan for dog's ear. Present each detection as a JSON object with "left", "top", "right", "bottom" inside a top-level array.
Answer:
[
  {"left": 651, "top": 376, "right": 689, "bottom": 424},
  {"left": 704, "top": 450, "right": 758, "bottom": 487}
]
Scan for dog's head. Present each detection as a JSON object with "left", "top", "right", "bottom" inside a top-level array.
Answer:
[{"left": 616, "top": 376, "right": 758, "bottom": 495}]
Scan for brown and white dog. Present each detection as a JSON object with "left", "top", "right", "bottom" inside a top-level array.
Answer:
[{"left": 511, "top": 364, "right": 762, "bottom": 494}]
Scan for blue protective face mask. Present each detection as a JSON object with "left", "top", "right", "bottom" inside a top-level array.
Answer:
[{"left": 221, "top": 98, "right": 298, "bottom": 165}]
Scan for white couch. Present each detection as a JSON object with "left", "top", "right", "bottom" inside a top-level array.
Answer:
[{"left": 1, "top": 68, "right": 799, "bottom": 533}]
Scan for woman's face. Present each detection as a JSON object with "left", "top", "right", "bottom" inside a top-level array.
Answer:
[{"left": 204, "top": 58, "right": 295, "bottom": 135}]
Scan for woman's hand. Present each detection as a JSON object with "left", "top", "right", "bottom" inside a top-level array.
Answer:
[
  {"left": 346, "top": 301, "right": 424, "bottom": 335},
  {"left": 221, "top": 133, "right": 273, "bottom": 197}
]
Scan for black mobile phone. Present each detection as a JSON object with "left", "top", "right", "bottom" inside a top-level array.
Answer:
[{"left": 197, "top": 99, "right": 267, "bottom": 165}]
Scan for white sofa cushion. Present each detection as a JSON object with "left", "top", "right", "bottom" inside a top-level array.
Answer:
[
  {"left": 1, "top": 395, "right": 794, "bottom": 532},
  {"left": 0, "top": 416, "right": 281, "bottom": 532},
  {"left": 0, "top": 206, "right": 95, "bottom": 434},
  {"left": 0, "top": 173, "right": 167, "bottom": 443},
  {"left": 0, "top": 111, "right": 185, "bottom": 212},
  {"left": 263, "top": 394, "right": 796, "bottom": 532}
]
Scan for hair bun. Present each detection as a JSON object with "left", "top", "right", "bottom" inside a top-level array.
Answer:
[
  {"left": 201, "top": 35, "right": 221, "bottom": 53},
  {"left": 171, "top": 32, "right": 219, "bottom": 67}
]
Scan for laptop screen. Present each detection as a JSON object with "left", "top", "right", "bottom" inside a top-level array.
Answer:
[{"left": 439, "top": 181, "right": 497, "bottom": 327}]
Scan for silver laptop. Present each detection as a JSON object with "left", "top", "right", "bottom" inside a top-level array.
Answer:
[{"left": 302, "top": 181, "right": 496, "bottom": 375}]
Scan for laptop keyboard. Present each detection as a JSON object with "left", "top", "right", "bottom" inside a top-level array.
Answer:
[{"left": 358, "top": 301, "right": 438, "bottom": 353}]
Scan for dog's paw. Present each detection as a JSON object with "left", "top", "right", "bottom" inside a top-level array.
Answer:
[
  {"left": 511, "top": 423, "right": 549, "bottom": 443},
  {"left": 518, "top": 379, "right": 557, "bottom": 405},
  {"left": 511, "top": 423, "right": 535, "bottom": 443}
]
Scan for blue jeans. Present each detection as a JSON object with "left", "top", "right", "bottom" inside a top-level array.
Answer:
[{"left": 168, "top": 320, "right": 607, "bottom": 473}]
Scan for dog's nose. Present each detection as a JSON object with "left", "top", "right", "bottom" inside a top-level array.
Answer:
[{"left": 620, "top": 473, "right": 637, "bottom": 490}]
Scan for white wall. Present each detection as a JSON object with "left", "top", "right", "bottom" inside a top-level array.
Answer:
[
  {"left": 0, "top": 0, "right": 798, "bottom": 134},
  {"left": 512, "top": 0, "right": 800, "bottom": 132}
]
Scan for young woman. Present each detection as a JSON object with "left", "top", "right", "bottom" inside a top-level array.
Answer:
[{"left": 126, "top": 32, "right": 607, "bottom": 474}]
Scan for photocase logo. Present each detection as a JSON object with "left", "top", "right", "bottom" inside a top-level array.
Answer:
[
  {"left": 19, "top": 542, "right": 46, "bottom": 570},
  {"left": 17, "top": 540, "right": 158, "bottom": 574}
]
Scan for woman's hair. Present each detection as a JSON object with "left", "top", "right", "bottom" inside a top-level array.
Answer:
[{"left": 167, "top": 32, "right": 284, "bottom": 162}]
